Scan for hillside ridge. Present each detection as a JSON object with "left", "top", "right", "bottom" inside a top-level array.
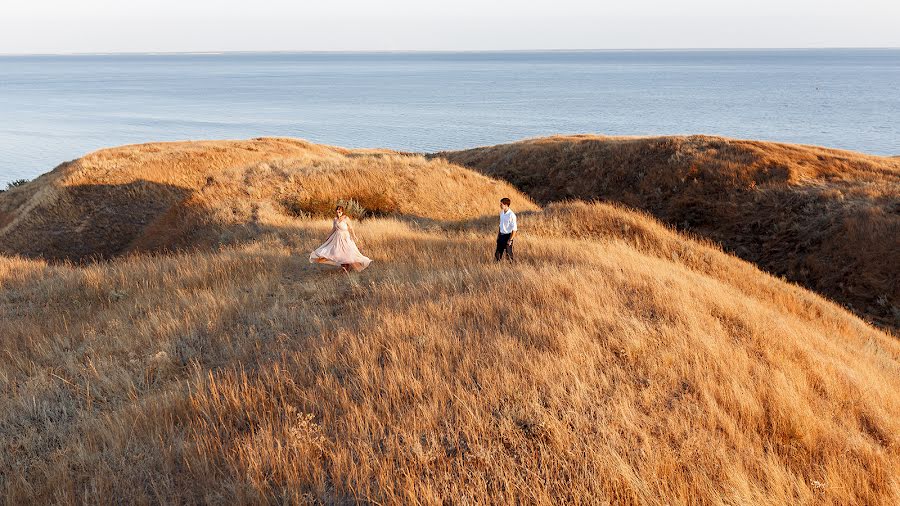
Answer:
[
  {"left": 0, "top": 137, "right": 535, "bottom": 261},
  {"left": 438, "top": 134, "right": 900, "bottom": 329}
]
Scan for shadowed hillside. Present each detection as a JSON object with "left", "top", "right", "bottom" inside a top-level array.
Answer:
[
  {"left": 1, "top": 139, "right": 899, "bottom": 504},
  {"left": 439, "top": 135, "right": 900, "bottom": 330}
]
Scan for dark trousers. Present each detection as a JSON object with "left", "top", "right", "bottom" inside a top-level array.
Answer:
[{"left": 495, "top": 232, "right": 514, "bottom": 262}]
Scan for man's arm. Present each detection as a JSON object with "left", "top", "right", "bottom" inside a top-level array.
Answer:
[{"left": 509, "top": 214, "right": 518, "bottom": 242}]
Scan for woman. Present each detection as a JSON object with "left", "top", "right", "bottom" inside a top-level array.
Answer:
[{"left": 309, "top": 205, "right": 372, "bottom": 272}]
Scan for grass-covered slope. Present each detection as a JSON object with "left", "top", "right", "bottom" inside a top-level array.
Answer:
[
  {"left": 1, "top": 140, "right": 898, "bottom": 504},
  {"left": 0, "top": 137, "right": 534, "bottom": 261},
  {"left": 439, "top": 135, "right": 900, "bottom": 330}
]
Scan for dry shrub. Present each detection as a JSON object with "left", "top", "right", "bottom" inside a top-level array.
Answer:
[{"left": 281, "top": 195, "right": 391, "bottom": 220}]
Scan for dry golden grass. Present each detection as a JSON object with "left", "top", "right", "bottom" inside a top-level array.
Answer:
[
  {"left": 1, "top": 139, "right": 899, "bottom": 504},
  {"left": 0, "top": 138, "right": 534, "bottom": 261},
  {"left": 439, "top": 135, "right": 900, "bottom": 330}
]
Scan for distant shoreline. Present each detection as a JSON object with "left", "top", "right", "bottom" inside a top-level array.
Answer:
[{"left": 3, "top": 49, "right": 897, "bottom": 184}]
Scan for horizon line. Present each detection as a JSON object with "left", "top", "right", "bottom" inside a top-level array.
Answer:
[{"left": 2, "top": 46, "right": 900, "bottom": 57}]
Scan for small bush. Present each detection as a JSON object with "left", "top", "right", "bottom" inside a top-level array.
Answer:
[
  {"left": 351, "top": 192, "right": 398, "bottom": 217},
  {"left": 335, "top": 198, "right": 367, "bottom": 219},
  {"left": 280, "top": 197, "right": 313, "bottom": 218},
  {"left": 279, "top": 196, "right": 368, "bottom": 219}
]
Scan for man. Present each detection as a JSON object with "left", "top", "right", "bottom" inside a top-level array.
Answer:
[{"left": 495, "top": 197, "right": 517, "bottom": 262}]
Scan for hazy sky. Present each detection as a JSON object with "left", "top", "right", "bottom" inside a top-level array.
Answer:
[{"left": 2, "top": 0, "right": 899, "bottom": 54}]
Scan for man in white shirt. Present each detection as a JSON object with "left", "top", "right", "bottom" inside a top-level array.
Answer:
[{"left": 495, "top": 197, "right": 517, "bottom": 262}]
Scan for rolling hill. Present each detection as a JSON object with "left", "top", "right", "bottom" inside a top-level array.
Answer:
[
  {"left": 1, "top": 139, "right": 898, "bottom": 504},
  {"left": 0, "top": 138, "right": 531, "bottom": 262},
  {"left": 439, "top": 135, "right": 900, "bottom": 330}
]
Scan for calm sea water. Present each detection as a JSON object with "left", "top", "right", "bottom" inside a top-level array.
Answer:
[{"left": 1, "top": 49, "right": 899, "bottom": 185}]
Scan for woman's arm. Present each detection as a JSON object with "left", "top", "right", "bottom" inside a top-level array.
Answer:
[{"left": 346, "top": 218, "right": 361, "bottom": 243}]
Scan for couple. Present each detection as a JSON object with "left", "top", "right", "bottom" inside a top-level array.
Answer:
[{"left": 308, "top": 198, "right": 518, "bottom": 271}]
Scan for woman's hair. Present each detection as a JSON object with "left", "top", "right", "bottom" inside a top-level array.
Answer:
[{"left": 335, "top": 205, "right": 345, "bottom": 212}]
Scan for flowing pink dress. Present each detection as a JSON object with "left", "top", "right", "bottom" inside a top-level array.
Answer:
[{"left": 309, "top": 217, "right": 372, "bottom": 271}]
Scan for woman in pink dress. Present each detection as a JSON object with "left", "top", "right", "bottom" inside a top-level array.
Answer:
[{"left": 309, "top": 205, "right": 372, "bottom": 272}]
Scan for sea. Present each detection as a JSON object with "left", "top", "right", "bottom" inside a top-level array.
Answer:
[{"left": 1, "top": 49, "right": 899, "bottom": 186}]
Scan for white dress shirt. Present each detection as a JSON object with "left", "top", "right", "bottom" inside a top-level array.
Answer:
[{"left": 499, "top": 209, "right": 518, "bottom": 234}]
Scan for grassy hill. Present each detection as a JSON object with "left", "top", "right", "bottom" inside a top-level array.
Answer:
[
  {"left": 0, "top": 138, "right": 530, "bottom": 262},
  {"left": 1, "top": 139, "right": 898, "bottom": 504},
  {"left": 439, "top": 135, "right": 900, "bottom": 330}
]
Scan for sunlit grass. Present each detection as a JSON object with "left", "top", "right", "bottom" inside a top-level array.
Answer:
[
  {"left": 442, "top": 134, "right": 900, "bottom": 330},
  {"left": 1, "top": 139, "right": 898, "bottom": 504}
]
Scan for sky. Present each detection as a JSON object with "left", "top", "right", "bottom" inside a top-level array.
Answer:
[{"left": 1, "top": 0, "right": 899, "bottom": 54}]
